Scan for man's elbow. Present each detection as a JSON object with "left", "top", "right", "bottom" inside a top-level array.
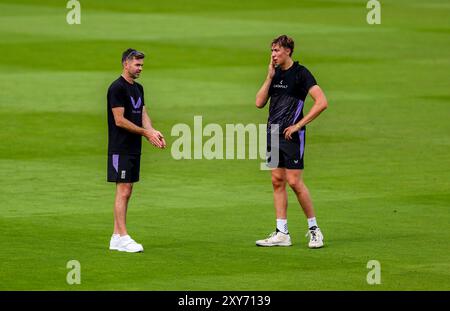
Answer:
[
  {"left": 319, "top": 97, "right": 328, "bottom": 112},
  {"left": 255, "top": 98, "right": 266, "bottom": 109},
  {"left": 114, "top": 117, "right": 125, "bottom": 127}
]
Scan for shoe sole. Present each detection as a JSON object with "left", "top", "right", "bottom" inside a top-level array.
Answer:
[
  {"left": 118, "top": 247, "right": 144, "bottom": 253},
  {"left": 110, "top": 245, "right": 144, "bottom": 252},
  {"left": 308, "top": 243, "right": 324, "bottom": 249},
  {"left": 256, "top": 242, "right": 292, "bottom": 247}
]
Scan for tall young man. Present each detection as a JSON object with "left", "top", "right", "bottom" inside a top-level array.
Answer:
[
  {"left": 255, "top": 35, "right": 328, "bottom": 248},
  {"left": 107, "top": 48, "right": 166, "bottom": 253}
]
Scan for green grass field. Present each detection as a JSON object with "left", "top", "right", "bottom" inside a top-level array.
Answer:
[{"left": 0, "top": 0, "right": 449, "bottom": 290}]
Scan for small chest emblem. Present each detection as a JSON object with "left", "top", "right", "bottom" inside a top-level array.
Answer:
[{"left": 130, "top": 96, "right": 142, "bottom": 109}]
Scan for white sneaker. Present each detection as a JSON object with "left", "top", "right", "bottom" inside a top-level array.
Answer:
[
  {"left": 306, "top": 227, "right": 324, "bottom": 248},
  {"left": 256, "top": 230, "right": 292, "bottom": 247},
  {"left": 117, "top": 235, "right": 144, "bottom": 253},
  {"left": 109, "top": 235, "right": 120, "bottom": 250}
]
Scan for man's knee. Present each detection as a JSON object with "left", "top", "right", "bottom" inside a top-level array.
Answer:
[
  {"left": 117, "top": 183, "right": 133, "bottom": 199},
  {"left": 271, "top": 175, "right": 286, "bottom": 190},
  {"left": 287, "top": 176, "right": 303, "bottom": 190}
]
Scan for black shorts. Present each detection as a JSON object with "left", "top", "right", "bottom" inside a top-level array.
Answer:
[
  {"left": 267, "top": 130, "right": 306, "bottom": 169},
  {"left": 107, "top": 153, "right": 141, "bottom": 183}
]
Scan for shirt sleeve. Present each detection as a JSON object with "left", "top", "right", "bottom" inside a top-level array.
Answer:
[
  {"left": 108, "top": 83, "right": 126, "bottom": 108},
  {"left": 299, "top": 66, "right": 317, "bottom": 92}
]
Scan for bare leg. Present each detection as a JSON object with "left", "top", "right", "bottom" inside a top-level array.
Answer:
[
  {"left": 286, "top": 169, "right": 315, "bottom": 219},
  {"left": 113, "top": 182, "right": 133, "bottom": 236},
  {"left": 271, "top": 168, "right": 287, "bottom": 219}
]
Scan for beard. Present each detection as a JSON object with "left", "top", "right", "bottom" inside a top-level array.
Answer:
[{"left": 127, "top": 69, "right": 141, "bottom": 79}]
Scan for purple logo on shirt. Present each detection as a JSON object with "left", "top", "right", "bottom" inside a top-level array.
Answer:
[{"left": 130, "top": 96, "right": 142, "bottom": 109}]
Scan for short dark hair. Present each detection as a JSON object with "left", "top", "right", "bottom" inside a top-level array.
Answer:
[
  {"left": 271, "top": 35, "right": 294, "bottom": 57},
  {"left": 122, "top": 48, "right": 145, "bottom": 63}
]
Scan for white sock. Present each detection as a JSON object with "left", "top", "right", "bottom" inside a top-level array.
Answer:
[
  {"left": 276, "top": 219, "right": 288, "bottom": 234},
  {"left": 112, "top": 234, "right": 120, "bottom": 239},
  {"left": 308, "top": 217, "right": 318, "bottom": 229}
]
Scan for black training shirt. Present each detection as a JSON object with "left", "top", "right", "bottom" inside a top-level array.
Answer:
[
  {"left": 107, "top": 76, "right": 145, "bottom": 154},
  {"left": 268, "top": 61, "right": 317, "bottom": 133}
]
